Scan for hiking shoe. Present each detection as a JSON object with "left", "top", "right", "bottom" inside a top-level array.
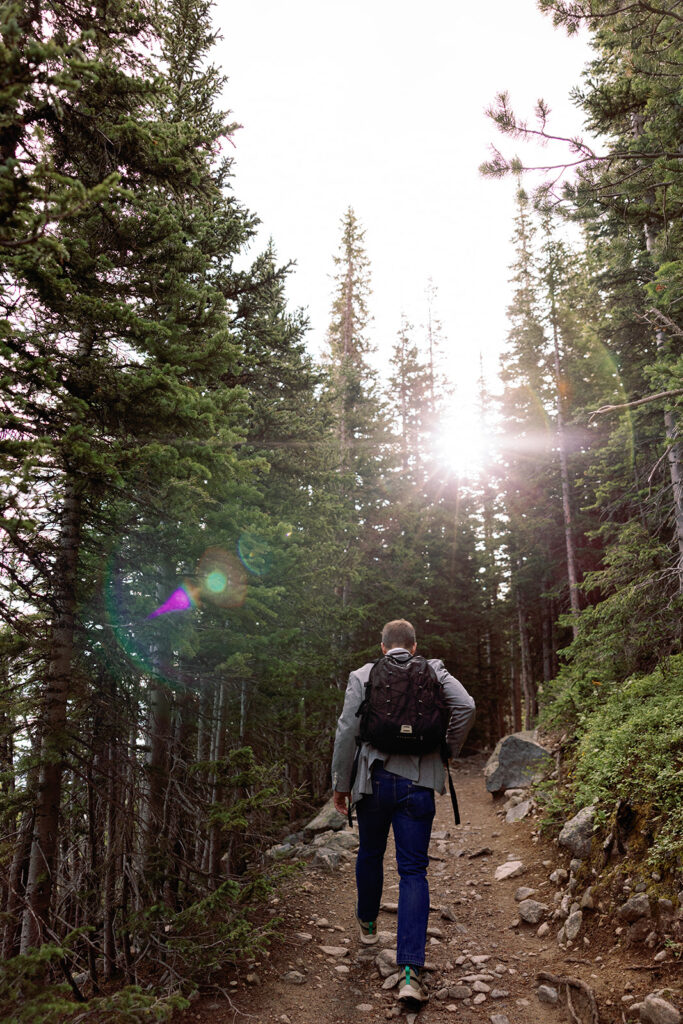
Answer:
[
  {"left": 398, "top": 965, "right": 428, "bottom": 1004},
  {"left": 357, "top": 917, "right": 379, "bottom": 945}
]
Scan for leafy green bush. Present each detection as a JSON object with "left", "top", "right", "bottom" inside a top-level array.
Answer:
[
  {"left": 569, "top": 655, "right": 683, "bottom": 872},
  {"left": 0, "top": 940, "right": 186, "bottom": 1023},
  {"left": 129, "top": 872, "right": 283, "bottom": 990}
]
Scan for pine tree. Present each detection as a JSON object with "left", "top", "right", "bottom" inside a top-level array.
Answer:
[
  {"left": 324, "top": 208, "right": 390, "bottom": 674},
  {"left": 0, "top": 0, "right": 257, "bottom": 951}
]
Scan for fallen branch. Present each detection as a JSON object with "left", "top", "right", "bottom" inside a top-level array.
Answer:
[{"left": 537, "top": 970, "right": 599, "bottom": 1024}]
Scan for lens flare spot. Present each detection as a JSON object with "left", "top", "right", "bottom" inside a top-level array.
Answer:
[
  {"left": 147, "top": 584, "right": 197, "bottom": 619},
  {"left": 206, "top": 570, "right": 227, "bottom": 593},
  {"left": 237, "top": 533, "right": 272, "bottom": 576},
  {"left": 197, "top": 547, "right": 247, "bottom": 607}
]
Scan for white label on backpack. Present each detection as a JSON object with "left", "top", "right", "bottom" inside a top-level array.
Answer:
[{"left": 400, "top": 724, "right": 413, "bottom": 734}]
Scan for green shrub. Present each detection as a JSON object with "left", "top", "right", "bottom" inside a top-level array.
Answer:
[
  {"left": 0, "top": 940, "right": 186, "bottom": 1023},
  {"left": 569, "top": 655, "right": 683, "bottom": 872}
]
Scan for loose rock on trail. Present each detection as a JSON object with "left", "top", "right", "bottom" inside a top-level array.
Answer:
[{"left": 183, "top": 755, "right": 681, "bottom": 1024}]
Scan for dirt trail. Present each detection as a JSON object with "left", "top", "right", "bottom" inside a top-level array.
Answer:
[{"left": 184, "top": 756, "right": 679, "bottom": 1024}]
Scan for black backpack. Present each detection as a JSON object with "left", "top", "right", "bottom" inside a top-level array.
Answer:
[
  {"left": 348, "top": 654, "right": 460, "bottom": 826},
  {"left": 356, "top": 654, "right": 450, "bottom": 757}
]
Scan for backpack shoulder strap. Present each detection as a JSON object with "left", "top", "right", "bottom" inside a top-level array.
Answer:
[{"left": 355, "top": 658, "right": 381, "bottom": 719}]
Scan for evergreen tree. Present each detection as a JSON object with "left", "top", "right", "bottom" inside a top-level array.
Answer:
[{"left": 0, "top": 0, "right": 260, "bottom": 954}]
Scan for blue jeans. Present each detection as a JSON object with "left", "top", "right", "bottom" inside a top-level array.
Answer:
[{"left": 355, "top": 764, "right": 435, "bottom": 968}]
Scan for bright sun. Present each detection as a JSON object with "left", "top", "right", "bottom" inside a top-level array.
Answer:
[{"left": 431, "top": 406, "right": 495, "bottom": 480}]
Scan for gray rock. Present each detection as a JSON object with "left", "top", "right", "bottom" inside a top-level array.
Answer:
[
  {"left": 506, "top": 800, "right": 532, "bottom": 823},
  {"left": 319, "top": 945, "right": 348, "bottom": 957},
  {"left": 514, "top": 886, "right": 537, "bottom": 902},
  {"left": 266, "top": 842, "right": 295, "bottom": 860},
  {"left": 518, "top": 899, "right": 549, "bottom": 925},
  {"left": 474, "top": 981, "right": 491, "bottom": 993},
  {"left": 443, "top": 985, "right": 473, "bottom": 1000},
  {"left": 312, "top": 847, "right": 341, "bottom": 871},
  {"left": 618, "top": 893, "right": 652, "bottom": 923},
  {"left": 283, "top": 970, "right": 306, "bottom": 984},
  {"left": 491, "top": 990, "right": 510, "bottom": 999},
  {"left": 503, "top": 794, "right": 523, "bottom": 810},
  {"left": 537, "top": 984, "right": 559, "bottom": 1005},
  {"left": 294, "top": 931, "right": 313, "bottom": 942},
  {"left": 326, "top": 830, "right": 359, "bottom": 851},
  {"left": 454, "top": 985, "right": 475, "bottom": 999},
  {"left": 565, "top": 909, "right": 583, "bottom": 941},
  {"left": 640, "top": 995, "right": 681, "bottom": 1024},
  {"left": 581, "top": 886, "right": 595, "bottom": 910},
  {"left": 474, "top": 993, "right": 487, "bottom": 1005},
  {"left": 537, "top": 922, "right": 550, "bottom": 937},
  {"left": 376, "top": 948, "right": 398, "bottom": 977},
  {"left": 558, "top": 806, "right": 597, "bottom": 859},
  {"left": 494, "top": 860, "right": 524, "bottom": 881},
  {"left": 484, "top": 731, "right": 553, "bottom": 793},
  {"left": 550, "top": 868, "right": 569, "bottom": 884},
  {"left": 382, "top": 971, "right": 402, "bottom": 989},
  {"left": 490, "top": 1016, "right": 511, "bottom": 1024},
  {"left": 570, "top": 858, "right": 583, "bottom": 875},
  {"left": 303, "top": 797, "right": 347, "bottom": 837}
]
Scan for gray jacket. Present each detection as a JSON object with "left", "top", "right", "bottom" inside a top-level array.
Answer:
[{"left": 331, "top": 650, "right": 476, "bottom": 805}]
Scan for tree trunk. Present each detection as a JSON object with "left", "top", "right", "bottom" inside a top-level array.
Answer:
[
  {"left": 102, "top": 732, "right": 118, "bottom": 980},
  {"left": 548, "top": 277, "right": 581, "bottom": 636},
  {"left": 644, "top": 220, "right": 683, "bottom": 586},
  {"left": 510, "top": 653, "right": 523, "bottom": 733},
  {"left": 20, "top": 481, "right": 81, "bottom": 951},
  {"left": 517, "top": 597, "right": 537, "bottom": 729}
]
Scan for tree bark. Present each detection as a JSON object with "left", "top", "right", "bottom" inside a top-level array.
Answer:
[
  {"left": 547, "top": 271, "right": 581, "bottom": 636},
  {"left": 644, "top": 220, "right": 683, "bottom": 587},
  {"left": 517, "top": 596, "right": 537, "bottom": 728},
  {"left": 20, "top": 481, "right": 81, "bottom": 951}
]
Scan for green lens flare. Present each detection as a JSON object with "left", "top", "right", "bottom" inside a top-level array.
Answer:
[{"left": 206, "top": 570, "right": 227, "bottom": 593}]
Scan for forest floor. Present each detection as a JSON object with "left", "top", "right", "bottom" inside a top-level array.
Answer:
[{"left": 180, "top": 755, "right": 681, "bottom": 1024}]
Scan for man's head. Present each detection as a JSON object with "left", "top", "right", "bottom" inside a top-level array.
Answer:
[{"left": 381, "top": 618, "right": 417, "bottom": 654}]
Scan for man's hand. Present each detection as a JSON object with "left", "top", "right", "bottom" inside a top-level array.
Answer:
[{"left": 333, "top": 790, "right": 350, "bottom": 815}]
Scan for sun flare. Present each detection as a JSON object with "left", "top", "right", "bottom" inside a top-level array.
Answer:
[{"left": 431, "top": 407, "right": 495, "bottom": 479}]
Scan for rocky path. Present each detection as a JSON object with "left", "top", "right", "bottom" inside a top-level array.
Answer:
[{"left": 184, "top": 756, "right": 681, "bottom": 1024}]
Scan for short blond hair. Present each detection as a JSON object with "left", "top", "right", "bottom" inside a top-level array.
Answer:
[{"left": 381, "top": 619, "right": 416, "bottom": 649}]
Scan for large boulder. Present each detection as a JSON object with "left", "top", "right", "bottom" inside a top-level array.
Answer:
[
  {"left": 484, "top": 732, "right": 553, "bottom": 794},
  {"left": 303, "top": 796, "right": 347, "bottom": 838}
]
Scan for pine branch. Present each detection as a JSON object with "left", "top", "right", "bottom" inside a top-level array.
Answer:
[
  {"left": 589, "top": 388, "right": 683, "bottom": 420},
  {"left": 639, "top": 307, "right": 683, "bottom": 339}
]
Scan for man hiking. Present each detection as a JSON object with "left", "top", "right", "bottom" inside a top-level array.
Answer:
[{"left": 331, "top": 619, "right": 476, "bottom": 1006}]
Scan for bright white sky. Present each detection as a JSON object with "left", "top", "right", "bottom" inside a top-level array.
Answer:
[{"left": 215, "top": 0, "right": 594, "bottom": 422}]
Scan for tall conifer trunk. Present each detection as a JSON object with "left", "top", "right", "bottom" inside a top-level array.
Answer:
[
  {"left": 545, "top": 240, "right": 581, "bottom": 635},
  {"left": 20, "top": 481, "right": 81, "bottom": 951},
  {"left": 643, "top": 218, "right": 683, "bottom": 586}
]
